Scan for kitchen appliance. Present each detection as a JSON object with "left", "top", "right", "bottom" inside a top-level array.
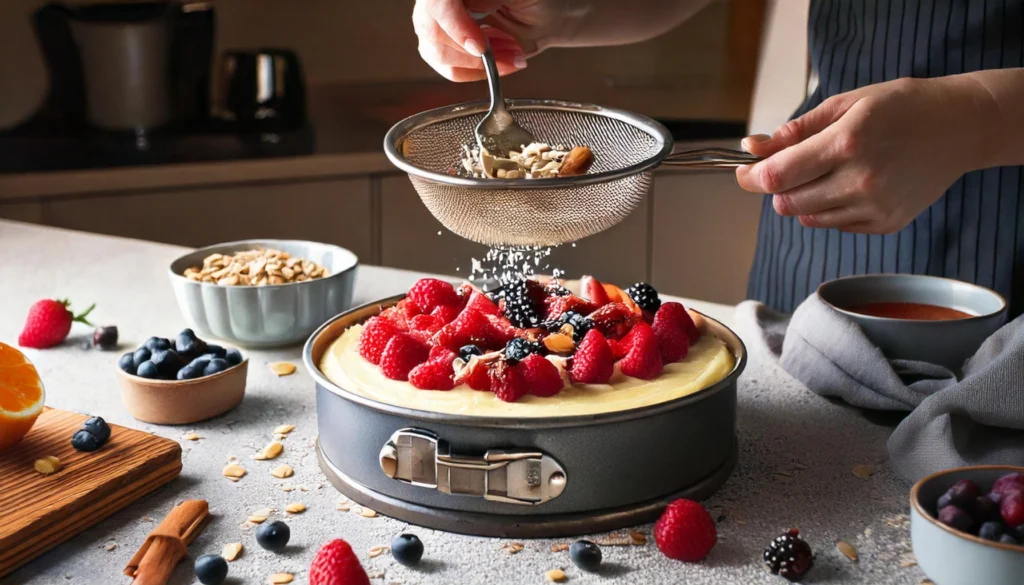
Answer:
[
  {"left": 306, "top": 296, "right": 746, "bottom": 538},
  {"left": 220, "top": 49, "right": 307, "bottom": 133}
]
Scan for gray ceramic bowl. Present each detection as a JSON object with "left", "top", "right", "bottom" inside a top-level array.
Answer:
[
  {"left": 168, "top": 239, "right": 358, "bottom": 348},
  {"left": 817, "top": 274, "right": 1007, "bottom": 370},
  {"left": 911, "top": 466, "right": 1024, "bottom": 585}
]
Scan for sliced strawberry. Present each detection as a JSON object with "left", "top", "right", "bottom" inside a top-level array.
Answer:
[
  {"left": 358, "top": 316, "right": 400, "bottom": 365},
  {"left": 580, "top": 275, "right": 611, "bottom": 306},
  {"left": 518, "top": 354, "right": 564, "bottom": 397},
  {"left": 544, "top": 295, "right": 598, "bottom": 320},
  {"left": 619, "top": 322, "right": 663, "bottom": 380},
  {"left": 379, "top": 333, "right": 429, "bottom": 381},
  {"left": 590, "top": 302, "right": 641, "bottom": 340},
  {"left": 570, "top": 329, "right": 614, "bottom": 384}
]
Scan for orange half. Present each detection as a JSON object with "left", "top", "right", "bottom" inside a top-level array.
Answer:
[{"left": 0, "top": 341, "right": 45, "bottom": 451}]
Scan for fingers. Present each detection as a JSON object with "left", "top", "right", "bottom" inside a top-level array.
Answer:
[
  {"left": 735, "top": 128, "right": 842, "bottom": 195},
  {"left": 423, "top": 0, "right": 489, "bottom": 56},
  {"left": 414, "top": 1, "right": 527, "bottom": 81},
  {"left": 741, "top": 92, "right": 859, "bottom": 158}
]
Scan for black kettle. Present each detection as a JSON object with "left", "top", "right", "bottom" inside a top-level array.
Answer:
[{"left": 219, "top": 49, "right": 307, "bottom": 133}]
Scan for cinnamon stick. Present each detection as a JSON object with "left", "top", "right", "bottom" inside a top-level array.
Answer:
[{"left": 125, "top": 500, "right": 210, "bottom": 585}]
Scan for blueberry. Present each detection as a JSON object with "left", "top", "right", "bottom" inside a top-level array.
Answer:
[
  {"left": 71, "top": 429, "right": 102, "bottom": 452},
  {"left": 938, "top": 505, "right": 974, "bottom": 533},
  {"left": 143, "top": 336, "right": 171, "bottom": 351},
  {"left": 136, "top": 361, "right": 160, "bottom": 379},
  {"left": 946, "top": 479, "right": 982, "bottom": 509},
  {"left": 975, "top": 496, "right": 1001, "bottom": 523},
  {"left": 92, "top": 325, "right": 119, "bottom": 350},
  {"left": 133, "top": 347, "right": 152, "bottom": 368},
  {"left": 150, "top": 349, "right": 185, "bottom": 378},
  {"left": 504, "top": 337, "right": 543, "bottom": 365},
  {"left": 118, "top": 352, "right": 136, "bottom": 374},
  {"left": 1015, "top": 525, "right": 1024, "bottom": 542},
  {"left": 390, "top": 533, "right": 423, "bottom": 566},
  {"left": 176, "top": 331, "right": 207, "bottom": 358},
  {"left": 224, "top": 348, "right": 243, "bottom": 366},
  {"left": 255, "top": 520, "right": 290, "bottom": 552},
  {"left": 83, "top": 416, "right": 111, "bottom": 443},
  {"left": 177, "top": 364, "right": 204, "bottom": 380},
  {"left": 569, "top": 540, "right": 602, "bottom": 572},
  {"left": 458, "top": 345, "right": 482, "bottom": 361},
  {"left": 189, "top": 356, "right": 212, "bottom": 370},
  {"left": 179, "top": 328, "right": 196, "bottom": 339},
  {"left": 205, "top": 344, "right": 227, "bottom": 358},
  {"left": 193, "top": 554, "right": 228, "bottom": 585},
  {"left": 1001, "top": 533, "right": 1021, "bottom": 546},
  {"left": 979, "top": 521, "right": 1006, "bottom": 541},
  {"left": 203, "top": 358, "right": 231, "bottom": 376}
]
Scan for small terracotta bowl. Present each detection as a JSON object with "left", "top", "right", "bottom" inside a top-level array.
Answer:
[
  {"left": 911, "top": 465, "right": 1024, "bottom": 585},
  {"left": 117, "top": 359, "right": 248, "bottom": 425}
]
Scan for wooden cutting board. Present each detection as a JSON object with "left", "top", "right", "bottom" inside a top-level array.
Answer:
[{"left": 0, "top": 408, "right": 182, "bottom": 578}]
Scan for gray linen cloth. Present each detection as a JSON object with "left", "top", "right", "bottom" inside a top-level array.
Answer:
[{"left": 735, "top": 295, "right": 1024, "bottom": 483}]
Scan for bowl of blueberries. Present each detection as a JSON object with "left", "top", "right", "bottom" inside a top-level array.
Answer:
[
  {"left": 116, "top": 328, "right": 247, "bottom": 425},
  {"left": 911, "top": 466, "right": 1024, "bottom": 585}
]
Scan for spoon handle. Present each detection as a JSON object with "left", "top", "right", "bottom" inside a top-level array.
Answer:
[{"left": 481, "top": 45, "right": 508, "bottom": 118}]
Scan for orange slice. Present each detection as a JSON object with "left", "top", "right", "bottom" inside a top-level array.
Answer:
[{"left": 0, "top": 342, "right": 45, "bottom": 452}]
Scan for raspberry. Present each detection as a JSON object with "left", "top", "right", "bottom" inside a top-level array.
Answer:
[
  {"left": 657, "top": 302, "right": 699, "bottom": 343},
  {"left": 408, "top": 278, "right": 460, "bottom": 314},
  {"left": 394, "top": 299, "right": 421, "bottom": 319},
  {"left": 544, "top": 295, "right": 598, "bottom": 321},
  {"left": 409, "top": 350, "right": 456, "bottom": 390},
  {"left": 490, "top": 361, "right": 529, "bottom": 402},
  {"left": 465, "top": 291, "right": 500, "bottom": 316},
  {"left": 569, "top": 329, "right": 614, "bottom": 384},
  {"left": 484, "top": 314, "right": 517, "bottom": 346},
  {"left": 619, "top": 322, "right": 663, "bottom": 379},
  {"left": 379, "top": 333, "right": 429, "bottom": 381},
  {"left": 358, "top": 316, "right": 400, "bottom": 365},
  {"left": 409, "top": 314, "right": 443, "bottom": 337},
  {"left": 654, "top": 499, "right": 717, "bottom": 562},
  {"left": 589, "top": 302, "right": 640, "bottom": 340},
  {"left": 456, "top": 359, "right": 492, "bottom": 391},
  {"left": 607, "top": 337, "right": 628, "bottom": 361},
  {"left": 652, "top": 306, "right": 690, "bottom": 363},
  {"left": 1001, "top": 491, "right": 1024, "bottom": 528},
  {"left": 431, "top": 303, "right": 462, "bottom": 325},
  {"left": 433, "top": 309, "right": 494, "bottom": 351},
  {"left": 518, "top": 354, "right": 564, "bottom": 397},
  {"left": 309, "top": 538, "right": 370, "bottom": 585}
]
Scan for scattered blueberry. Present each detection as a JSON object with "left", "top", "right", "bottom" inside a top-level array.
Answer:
[
  {"left": 133, "top": 347, "right": 152, "bottom": 368},
  {"left": 92, "top": 325, "right": 119, "bottom": 350},
  {"left": 136, "top": 361, "right": 160, "bottom": 379},
  {"left": 194, "top": 554, "right": 228, "bottom": 585},
  {"left": 979, "top": 521, "right": 1006, "bottom": 541},
  {"left": 150, "top": 349, "right": 185, "bottom": 378},
  {"left": 205, "top": 344, "right": 227, "bottom": 358},
  {"left": 224, "top": 348, "right": 243, "bottom": 366},
  {"left": 938, "top": 505, "right": 975, "bottom": 533},
  {"left": 458, "top": 345, "right": 483, "bottom": 361},
  {"left": 255, "top": 520, "right": 290, "bottom": 552},
  {"left": 176, "top": 364, "right": 204, "bottom": 380},
  {"left": 143, "top": 336, "right": 171, "bottom": 351},
  {"left": 975, "top": 495, "right": 1001, "bottom": 523},
  {"left": 71, "top": 429, "right": 102, "bottom": 452},
  {"left": 1000, "top": 533, "right": 1020, "bottom": 546},
  {"left": 569, "top": 540, "right": 602, "bottom": 572},
  {"left": 83, "top": 416, "right": 111, "bottom": 443},
  {"left": 203, "top": 358, "right": 231, "bottom": 376},
  {"left": 390, "top": 533, "right": 424, "bottom": 566},
  {"left": 118, "top": 352, "right": 136, "bottom": 375}
]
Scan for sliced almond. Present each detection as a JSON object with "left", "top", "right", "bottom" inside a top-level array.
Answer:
[
  {"left": 285, "top": 502, "right": 306, "bottom": 514},
  {"left": 558, "top": 145, "right": 594, "bottom": 177},
  {"left": 543, "top": 333, "right": 574, "bottom": 354},
  {"left": 274, "top": 424, "right": 295, "bottom": 435},
  {"left": 550, "top": 543, "right": 569, "bottom": 553},
  {"left": 545, "top": 569, "right": 568, "bottom": 583},
  {"left": 271, "top": 464, "right": 294, "bottom": 479},
  {"left": 269, "top": 362, "right": 297, "bottom": 376},
  {"left": 34, "top": 456, "right": 61, "bottom": 475},
  {"left": 368, "top": 545, "right": 388, "bottom": 558},
  {"left": 837, "top": 540, "right": 858, "bottom": 562},
  {"left": 222, "top": 463, "right": 247, "bottom": 480},
  {"left": 629, "top": 530, "right": 647, "bottom": 545},
  {"left": 105, "top": 542, "right": 117, "bottom": 551},
  {"left": 355, "top": 506, "right": 378, "bottom": 518},
  {"left": 505, "top": 543, "right": 524, "bottom": 555},
  {"left": 269, "top": 573, "right": 294, "bottom": 585},
  {"left": 222, "top": 542, "right": 243, "bottom": 561},
  {"left": 336, "top": 498, "right": 355, "bottom": 512},
  {"left": 852, "top": 464, "right": 875, "bottom": 480},
  {"left": 183, "top": 432, "right": 201, "bottom": 441},
  {"left": 260, "top": 441, "right": 284, "bottom": 460}
]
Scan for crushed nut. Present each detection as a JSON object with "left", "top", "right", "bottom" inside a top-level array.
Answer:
[
  {"left": 34, "top": 456, "right": 62, "bottom": 475},
  {"left": 274, "top": 424, "right": 295, "bottom": 435},
  {"left": 837, "top": 540, "right": 858, "bottom": 562},
  {"left": 271, "top": 464, "right": 294, "bottom": 479},
  {"left": 545, "top": 569, "right": 567, "bottom": 583},
  {"left": 369, "top": 545, "right": 389, "bottom": 558},
  {"left": 285, "top": 502, "right": 306, "bottom": 514},
  {"left": 183, "top": 249, "right": 328, "bottom": 286},
  {"left": 550, "top": 543, "right": 569, "bottom": 553},
  {"left": 223, "top": 542, "right": 243, "bottom": 561},
  {"left": 269, "top": 573, "right": 294, "bottom": 584},
  {"left": 852, "top": 464, "right": 875, "bottom": 480},
  {"left": 629, "top": 530, "right": 647, "bottom": 545},
  {"left": 222, "top": 463, "right": 246, "bottom": 480},
  {"left": 183, "top": 432, "right": 201, "bottom": 441},
  {"left": 269, "top": 362, "right": 297, "bottom": 376},
  {"left": 505, "top": 543, "right": 524, "bottom": 555}
]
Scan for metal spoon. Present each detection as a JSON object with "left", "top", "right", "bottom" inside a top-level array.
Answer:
[{"left": 475, "top": 44, "right": 535, "bottom": 159}]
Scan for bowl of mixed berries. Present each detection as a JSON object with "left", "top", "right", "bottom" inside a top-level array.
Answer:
[{"left": 911, "top": 466, "right": 1024, "bottom": 585}]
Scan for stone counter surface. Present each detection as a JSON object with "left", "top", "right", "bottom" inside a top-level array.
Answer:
[{"left": 0, "top": 220, "right": 926, "bottom": 584}]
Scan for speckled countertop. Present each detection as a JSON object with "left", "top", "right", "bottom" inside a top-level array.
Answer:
[{"left": 0, "top": 219, "right": 927, "bottom": 585}]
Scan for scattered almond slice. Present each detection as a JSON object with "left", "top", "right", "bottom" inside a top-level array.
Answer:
[
  {"left": 223, "top": 542, "right": 243, "bottom": 561},
  {"left": 257, "top": 441, "right": 284, "bottom": 460},
  {"left": 550, "top": 543, "right": 569, "bottom": 553},
  {"left": 337, "top": 498, "right": 355, "bottom": 512},
  {"left": 183, "top": 432, "right": 201, "bottom": 441},
  {"left": 271, "top": 464, "right": 294, "bottom": 479},
  {"left": 355, "top": 506, "right": 378, "bottom": 518},
  {"left": 504, "top": 543, "right": 524, "bottom": 555},
  {"left": 274, "top": 424, "right": 295, "bottom": 435},
  {"left": 105, "top": 542, "right": 117, "bottom": 551},
  {"left": 545, "top": 569, "right": 568, "bottom": 583},
  {"left": 369, "top": 545, "right": 389, "bottom": 558},
  {"left": 899, "top": 552, "right": 917, "bottom": 568},
  {"left": 285, "top": 502, "right": 306, "bottom": 514},
  {"left": 280, "top": 484, "right": 295, "bottom": 493},
  {"left": 223, "top": 463, "right": 246, "bottom": 480},
  {"left": 629, "top": 530, "right": 647, "bottom": 545},
  {"left": 852, "top": 464, "right": 875, "bottom": 480},
  {"left": 269, "top": 573, "right": 294, "bottom": 585},
  {"left": 837, "top": 540, "right": 858, "bottom": 562},
  {"left": 241, "top": 521, "right": 258, "bottom": 530},
  {"left": 248, "top": 515, "right": 269, "bottom": 524},
  {"left": 34, "top": 456, "right": 61, "bottom": 475},
  {"left": 367, "top": 571, "right": 385, "bottom": 579},
  {"left": 269, "top": 362, "right": 297, "bottom": 376}
]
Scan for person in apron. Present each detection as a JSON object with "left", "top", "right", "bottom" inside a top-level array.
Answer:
[{"left": 411, "top": 0, "right": 1024, "bottom": 317}]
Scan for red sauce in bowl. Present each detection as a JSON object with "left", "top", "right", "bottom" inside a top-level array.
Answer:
[{"left": 845, "top": 302, "right": 974, "bottom": 321}]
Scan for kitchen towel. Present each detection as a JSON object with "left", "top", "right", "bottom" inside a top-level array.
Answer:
[{"left": 735, "top": 295, "right": 1024, "bottom": 483}]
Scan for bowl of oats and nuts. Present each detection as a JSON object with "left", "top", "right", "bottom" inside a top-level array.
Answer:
[{"left": 169, "top": 240, "right": 358, "bottom": 348}]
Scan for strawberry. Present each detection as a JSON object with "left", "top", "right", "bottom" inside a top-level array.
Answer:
[
  {"left": 18, "top": 299, "right": 95, "bottom": 349},
  {"left": 379, "top": 333, "right": 429, "bottom": 381},
  {"left": 490, "top": 361, "right": 529, "bottom": 402},
  {"left": 408, "top": 278, "right": 460, "bottom": 314},
  {"left": 580, "top": 275, "right": 611, "bottom": 306},
  {"left": 409, "top": 348, "right": 457, "bottom": 390},
  {"left": 619, "top": 322, "right": 663, "bottom": 380},
  {"left": 589, "top": 302, "right": 641, "bottom": 340},
  {"left": 1001, "top": 491, "right": 1024, "bottom": 528},
  {"left": 309, "top": 538, "right": 370, "bottom": 585},
  {"left": 544, "top": 295, "right": 598, "bottom": 320},
  {"left": 652, "top": 305, "right": 690, "bottom": 363},
  {"left": 431, "top": 303, "right": 462, "bottom": 325},
  {"left": 654, "top": 499, "right": 717, "bottom": 562},
  {"left": 657, "top": 302, "right": 700, "bottom": 343},
  {"left": 570, "top": 329, "right": 614, "bottom": 384},
  {"left": 464, "top": 291, "right": 500, "bottom": 316},
  {"left": 518, "top": 354, "right": 564, "bottom": 397},
  {"left": 358, "top": 316, "right": 401, "bottom": 365},
  {"left": 409, "top": 314, "right": 443, "bottom": 337},
  {"left": 456, "top": 358, "right": 492, "bottom": 391}
]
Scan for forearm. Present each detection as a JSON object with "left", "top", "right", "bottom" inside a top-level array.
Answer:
[
  {"left": 552, "top": 0, "right": 714, "bottom": 48},
  {"left": 940, "top": 68, "right": 1024, "bottom": 170}
]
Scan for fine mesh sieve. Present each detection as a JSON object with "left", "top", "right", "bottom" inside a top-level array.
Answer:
[{"left": 383, "top": 99, "right": 758, "bottom": 247}]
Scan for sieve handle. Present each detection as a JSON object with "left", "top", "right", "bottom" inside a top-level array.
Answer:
[{"left": 662, "top": 147, "right": 762, "bottom": 169}]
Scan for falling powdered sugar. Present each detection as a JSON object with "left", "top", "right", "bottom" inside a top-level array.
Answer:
[{"left": 467, "top": 246, "right": 564, "bottom": 289}]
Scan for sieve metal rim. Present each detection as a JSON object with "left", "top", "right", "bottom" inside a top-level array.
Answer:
[{"left": 382, "top": 98, "right": 675, "bottom": 190}]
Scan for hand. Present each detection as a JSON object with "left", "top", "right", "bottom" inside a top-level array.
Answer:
[
  {"left": 412, "top": 0, "right": 565, "bottom": 82},
  {"left": 735, "top": 76, "right": 990, "bottom": 234}
]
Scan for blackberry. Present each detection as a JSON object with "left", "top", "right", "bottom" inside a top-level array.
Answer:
[
  {"left": 504, "top": 337, "right": 542, "bottom": 365},
  {"left": 626, "top": 282, "right": 661, "bottom": 312},
  {"left": 763, "top": 528, "right": 813, "bottom": 582},
  {"left": 502, "top": 278, "right": 540, "bottom": 329},
  {"left": 545, "top": 283, "right": 572, "bottom": 297}
]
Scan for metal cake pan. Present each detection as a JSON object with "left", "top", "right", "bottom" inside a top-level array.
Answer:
[{"left": 305, "top": 295, "right": 746, "bottom": 538}]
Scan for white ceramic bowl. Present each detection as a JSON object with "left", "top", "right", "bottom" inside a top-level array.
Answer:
[
  {"left": 168, "top": 240, "right": 358, "bottom": 348},
  {"left": 911, "top": 465, "right": 1024, "bottom": 585}
]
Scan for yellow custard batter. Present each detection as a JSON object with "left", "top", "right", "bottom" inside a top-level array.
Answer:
[{"left": 318, "top": 323, "right": 736, "bottom": 418}]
